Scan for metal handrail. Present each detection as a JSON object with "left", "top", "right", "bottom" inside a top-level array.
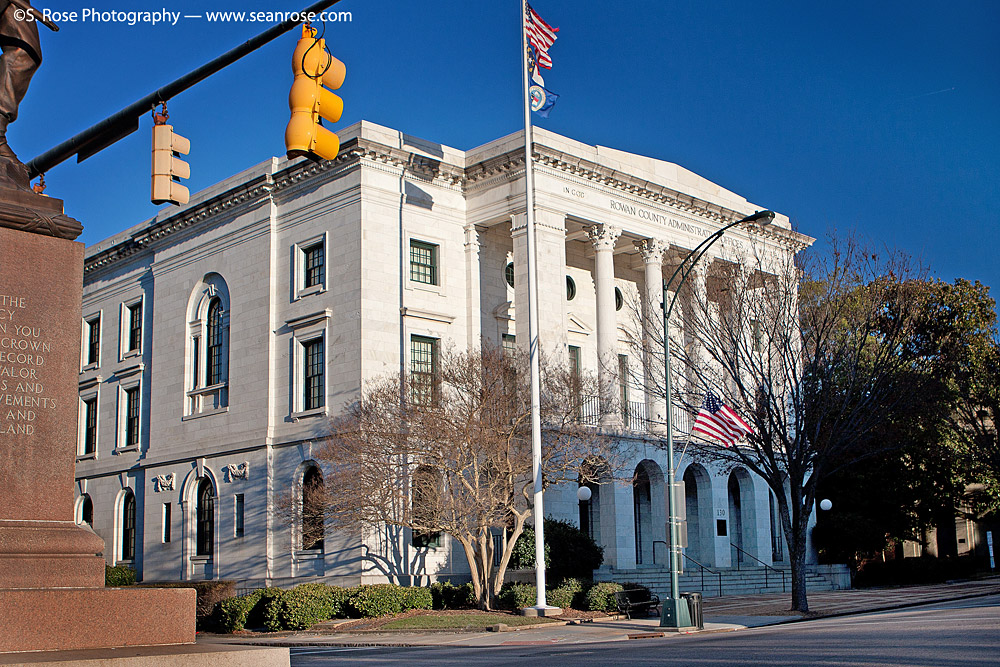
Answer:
[
  {"left": 682, "top": 552, "right": 723, "bottom": 597},
  {"left": 730, "top": 542, "right": 786, "bottom": 592}
]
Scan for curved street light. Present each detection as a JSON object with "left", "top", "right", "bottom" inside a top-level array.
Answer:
[{"left": 659, "top": 210, "right": 774, "bottom": 628}]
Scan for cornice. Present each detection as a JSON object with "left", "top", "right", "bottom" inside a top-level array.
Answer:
[{"left": 84, "top": 133, "right": 812, "bottom": 276}]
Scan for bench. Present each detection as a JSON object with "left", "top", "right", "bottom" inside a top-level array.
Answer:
[{"left": 614, "top": 588, "right": 661, "bottom": 619}]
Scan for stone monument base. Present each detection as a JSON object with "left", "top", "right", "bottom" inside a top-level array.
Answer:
[
  {"left": 0, "top": 587, "right": 197, "bottom": 653},
  {"left": 0, "top": 643, "right": 290, "bottom": 666}
]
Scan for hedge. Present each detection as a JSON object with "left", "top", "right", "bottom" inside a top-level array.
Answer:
[
  {"left": 105, "top": 564, "right": 136, "bottom": 587},
  {"left": 585, "top": 582, "right": 623, "bottom": 612},
  {"left": 546, "top": 577, "right": 585, "bottom": 610},
  {"left": 217, "top": 590, "right": 265, "bottom": 633},
  {"left": 430, "top": 581, "right": 476, "bottom": 610},
  {"left": 263, "top": 583, "right": 348, "bottom": 630},
  {"left": 497, "top": 582, "right": 537, "bottom": 610}
]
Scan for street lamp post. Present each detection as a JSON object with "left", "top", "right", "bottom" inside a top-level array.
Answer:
[{"left": 659, "top": 210, "right": 774, "bottom": 629}]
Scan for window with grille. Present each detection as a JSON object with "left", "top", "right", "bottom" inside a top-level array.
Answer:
[
  {"left": 410, "top": 335, "right": 438, "bottom": 405},
  {"left": 409, "top": 240, "right": 438, "bottom": 285},
  {"left": 196, "top": 478, "right": 214, "bottom": 556},
  {"left": 304, "top": 339, "right": 325, "bottom": 410},
  {"left": 206, "top": 299, "right": 224, "bottom": 386},
  {"left": 121, "top": 491, "right": 136, "bottom": 561},
  {"left": 300, "top": 468, "right": 325, "bottom": 551},
  {"left": 501, "top": 333, "right": 517, "bottom": 355},
  {"left": 127, "top": 302, "right": 142, "bottom": 352},
  {"left": 82, "top": 397, "right": 97, "bottom": 455},
  {"left": 124, "top": 386, "right": 140, "bottom": 448},
  {"left": 304, "top": 243, "right": 324, "bottom": 289},
  {"left": 86, "top": 317, "right": 100, "bottom": 365}
]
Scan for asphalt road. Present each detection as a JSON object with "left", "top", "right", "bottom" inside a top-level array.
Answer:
[{"left": 287, "top": 595, "right": 1000, "bottom": 666}]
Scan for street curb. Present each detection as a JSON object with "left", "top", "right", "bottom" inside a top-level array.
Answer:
[{"left": 728, "top": 588, "right": 1000, "bottom": 628}]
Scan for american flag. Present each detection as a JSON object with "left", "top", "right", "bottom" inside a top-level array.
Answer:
[
  {"left": 692, "top": 392, "right": 754, "bottom": 447},
  {"left": 525, "top": 4, "right": 558, "bottom": 69}
]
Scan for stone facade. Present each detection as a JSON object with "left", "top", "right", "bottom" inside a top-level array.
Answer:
[{"left": 73, "top": 121, "right": 815, "bottom": 587}]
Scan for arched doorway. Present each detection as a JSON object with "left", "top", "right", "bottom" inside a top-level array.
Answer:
[
  {"left": 682, "top": 464, "right": 713, "bottom": 565},
  {"left": 632, "top": 460, "right": 666, "bottom": 565},
  {"left": 728, "top": 469, "right": 755, "bottom": 565}
]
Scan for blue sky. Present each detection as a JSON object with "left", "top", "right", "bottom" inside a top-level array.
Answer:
[{"left": 13, "top": 0, "right": 1000, "bottom": 290}]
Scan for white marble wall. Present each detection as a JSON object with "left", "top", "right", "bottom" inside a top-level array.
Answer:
[{"left": 74, "top": 120, "right": 812, "bottom": 587}]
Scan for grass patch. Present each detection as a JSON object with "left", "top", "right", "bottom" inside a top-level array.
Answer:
[{"left": 381, "top": 612, "right": 559, "bottom": 630}]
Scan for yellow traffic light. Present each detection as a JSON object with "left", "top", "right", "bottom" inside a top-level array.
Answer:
[
  {"left": 285, "top": 24, "right": 345, "bottom": 161},
  {"left": 151, "top": 107, "right": 191, "bottom": 206}
]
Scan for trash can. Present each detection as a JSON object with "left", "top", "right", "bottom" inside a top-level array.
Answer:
[{"left": 680, "top": 592, "right": 704, "bottom": 629}]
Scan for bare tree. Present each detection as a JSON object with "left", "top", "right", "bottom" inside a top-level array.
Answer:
[
  {"left": 629, "top": 235, "right": 926, "bottom": 612},
  {"left": 314, "top": 345, "right": 622, "bottom": 610}
]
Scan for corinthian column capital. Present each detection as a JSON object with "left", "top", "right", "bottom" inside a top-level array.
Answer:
[
  {"left": 634, "top": 238, "right": 668, "bottom": 265},
  {"left": 588, "top": 224, "right": 622, "bottom": 251}
]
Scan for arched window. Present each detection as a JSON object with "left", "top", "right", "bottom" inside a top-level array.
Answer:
[
  {"left": 300, "top": 467, "right": 325, "bottom": 551},
  {"left": 206, "top": 298, "right": 224, "bottom": 386},
  {"left": 196, "top": 478, "right": 215, "bottom": 557},
  {"left": 120, "top": 490, "right": 136, "bottom": 562},
  {"left": 186, "top": 275, "right": 230, "bottom": 415},
  {"left": 79, "top": 494, "right": 94, "bottom": 526}
]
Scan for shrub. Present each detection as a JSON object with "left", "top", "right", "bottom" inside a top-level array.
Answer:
[
  {"left": 544, "top": 519, "right": 604, "bottom": 584},
  {"left": 217, "top": 590, "right": 264, "bottom": 633},
  {"left": 497, "top": 582, "right": 536, "bottom": 610},
  {"left": 105, "top": 564, "right": 136, "bottom": 587},
  {"left": 508, "top": 520, "right": 604, "bottom": 584},
  {"left": 264, "top": 583, "right": 348, "bottom": 630},
  {"left": 546, "top": 577, "right": 585, "bottom": 610},
  {"left": 508, "top": 526, "right": 551, "bottom": 570},
  {"left": 585, "top": 582, "right": 623, "bottom": 612},
  {"left": 430, "top": 581, "right": 476, "bottom": 610},
  {"left": 401, "top": 585, "right": 433, "bottom": 611},
  {"left": 347, "top": 584, "right": 407, "bottom": 618}
]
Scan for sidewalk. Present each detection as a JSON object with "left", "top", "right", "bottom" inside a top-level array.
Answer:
[{"left": 201, "top": 578, "right": 1000, "bottom": 649}]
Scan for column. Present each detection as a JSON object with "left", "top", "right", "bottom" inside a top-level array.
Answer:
[
  {"left": 511, "top": 211, "right": 568, "bottom": 363},
  {"left": 588, "top": 223, "right": 621, "bottom": 425},
  {"left": 464, "top": 223, "right": 482, "bottom": 349},
  {"left": 635, "top": 238, "right": 668, "bottom": 431}
]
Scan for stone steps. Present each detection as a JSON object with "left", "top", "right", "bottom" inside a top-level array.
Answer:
[{"left": 596, "top": 565, "right": 846, "bottom": 598}]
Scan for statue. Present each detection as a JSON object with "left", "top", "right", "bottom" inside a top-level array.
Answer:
[{"left": 0, "top": 0, "right": 55, "bottom": 189}]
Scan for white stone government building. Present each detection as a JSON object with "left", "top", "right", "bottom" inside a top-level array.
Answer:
[{"left": 73, "top": 121, "right": 844, "bottom": 593}]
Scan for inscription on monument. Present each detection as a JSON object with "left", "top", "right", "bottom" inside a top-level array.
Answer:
[{"left": 0, "top": 295, "right": 57, "bottom": 436}]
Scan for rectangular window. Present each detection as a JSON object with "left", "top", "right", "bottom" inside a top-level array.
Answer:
[
  {"left": 162, "top": 503, "right": 171, "bottom": 543},
  {"left": 86, "top": 317, "right": 100, "bottom": 366},
  {"left": 409, "top": 240, "right": 438, "bottom": 285},
  {"left": 303, "top": 339, "right": 325, "bottom": 411},
  {"left": 124, "top": 386, "right": 140, "bottom": 448},
  {"left": 410, "top": 335, "right": 439, "bottom": 405},
  {"left": 751, "top": 319, "right": 763, "bottom": 352},
  {"left": 501, "top": 333, "right": 516, "bottom": 355},
  {"left": 303, "top": 243, "right": 324, "bottom": 289},
  {"left": 82, "top": 397, "right": 97, "bottom": 455},
  {"left": 127, "top": 302, "right": 142, "bottom": 353},
  {"left": 234, "top": 494, "right": 245, "bottom": 538},
  {"left": 568, "top": 345, "right": 581, "bottom": 376}
]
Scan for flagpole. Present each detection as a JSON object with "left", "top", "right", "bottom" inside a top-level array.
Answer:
[{"left": 520, "top": 0, "right": 554, "bottom": 614}]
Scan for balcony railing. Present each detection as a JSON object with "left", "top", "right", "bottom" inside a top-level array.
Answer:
[{"left": 579, "top": 395, "right": 691, "bottom": 437}]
